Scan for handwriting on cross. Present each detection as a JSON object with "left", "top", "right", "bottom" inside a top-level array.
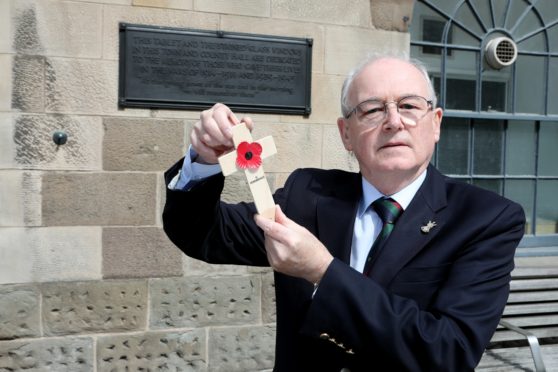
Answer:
[{"left": 218, "top": 123, "right": 277, "bottom": 220}]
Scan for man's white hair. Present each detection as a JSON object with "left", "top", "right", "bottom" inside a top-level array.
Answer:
[{"left": 340, "top": 53, "right": 438, "bottom": 118}]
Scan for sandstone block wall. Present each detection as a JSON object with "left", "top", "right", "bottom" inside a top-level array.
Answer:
[{"left": 0, "top": 0, "right": 413, "bottom": 370}]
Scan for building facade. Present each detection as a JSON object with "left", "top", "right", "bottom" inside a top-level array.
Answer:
[
  {"left": 411, "top": 0, "right": 558, "bottom": 255},
  {"left": 0, "top": 0, "right": 555, "bottom": 370}
]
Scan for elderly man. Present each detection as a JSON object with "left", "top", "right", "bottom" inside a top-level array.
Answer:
[{"left": 163, "top": 55, "right": 525, "bottom": 371}]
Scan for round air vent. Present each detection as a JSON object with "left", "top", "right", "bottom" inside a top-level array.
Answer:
[{"left": 485, "top": 36, "right": 518, "bottom": 69}]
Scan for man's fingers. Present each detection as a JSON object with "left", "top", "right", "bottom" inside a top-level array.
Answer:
[
  {"left": 253, "top": 205, "right": 297, "bottom": 233},
  {"left": 275, "top": 205, "right": 301, "bottom": 230},
  {"left": 212, "top": 103, "right": 238, "bottom": 141},
  {"left": 190, "top": 132, "right": 219, "bottom": 163},
  {"left": 240, "top": 116, "right": 254, "bottom": 131},
  {"left": 254, "top": 211, "right": 276, "bottom": 234},
  {"left": 199, "top": 107, "right": 234, "bottom": 147},
  {"left": 254, "top": 209, "right": 291, "bottom": 245},
  {"left": 201, "top": 121, "right": 231, "bottom": 148},
  {"left": 193, "top": 103, "right": 251, "bottom": 163},
  {"left": 274, "top": 205, "right": 288, "bottom": 224}
]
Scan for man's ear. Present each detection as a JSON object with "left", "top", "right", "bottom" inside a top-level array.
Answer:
[
  {"left": 337, "top": 117, "right": 353, "bottom": 151},
  {"left": 432, "top": 107, "right": 443, "bottom": 142}
]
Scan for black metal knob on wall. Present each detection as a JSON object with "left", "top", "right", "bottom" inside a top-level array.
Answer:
[{"left": 52, "top": 131, "right": 68, "bottom": 146}]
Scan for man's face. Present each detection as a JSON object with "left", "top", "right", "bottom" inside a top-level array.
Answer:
[{"left": 337, "top": 58, "right": 443, "bottom": 187}]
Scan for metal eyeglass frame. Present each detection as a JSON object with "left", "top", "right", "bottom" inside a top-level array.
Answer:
[{"left": 344, "top": 95, "right": 434, "bottom": 127}]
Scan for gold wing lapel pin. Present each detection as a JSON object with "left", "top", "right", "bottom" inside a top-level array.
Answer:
[{"left": 420, "top": 220, "right": 437, "bottom": 234}]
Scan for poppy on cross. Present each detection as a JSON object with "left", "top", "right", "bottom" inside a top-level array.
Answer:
[{"left": 218, "top": 123, "right": 277, "bottom": 220}]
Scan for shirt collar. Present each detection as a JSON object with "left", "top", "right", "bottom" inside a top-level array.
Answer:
[{"left": 358, "top": 170, "right": 428, "bottom": 217}]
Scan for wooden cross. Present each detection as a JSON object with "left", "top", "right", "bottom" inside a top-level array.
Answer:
[{"left": 218, "top": 123, "right": 277, "bottom": 220}]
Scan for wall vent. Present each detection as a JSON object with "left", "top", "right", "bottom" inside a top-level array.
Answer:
[{"left": 485, "top": 37, "right": 518, "bottom": 69}]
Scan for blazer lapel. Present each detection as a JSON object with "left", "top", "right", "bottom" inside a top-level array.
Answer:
[
  {"left": 367, "top": 166, "right": 448, "bottom": 286},
  {"left": 316, "top": 173, "right": 361, "bottom": 264}
]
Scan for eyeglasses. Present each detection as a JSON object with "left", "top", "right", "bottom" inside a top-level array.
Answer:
[{"left": 344, "top": 95, "right": 433, "bottom": 128}]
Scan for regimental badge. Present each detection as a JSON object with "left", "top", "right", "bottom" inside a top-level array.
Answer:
[{"left": 420, "top": 220, "right": 437, "bottom": 234}]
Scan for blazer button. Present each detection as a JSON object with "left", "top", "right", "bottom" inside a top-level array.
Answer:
[
  {"left": 319, "top": 333, "right": 330, "bottom": 340},
  {"left": 340, "top": 368, "right": 351, "bottom": 372}
]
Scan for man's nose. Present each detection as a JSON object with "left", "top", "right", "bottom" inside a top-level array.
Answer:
[{"left": 383, "top": 103, "right": 404, "bottom": 130}]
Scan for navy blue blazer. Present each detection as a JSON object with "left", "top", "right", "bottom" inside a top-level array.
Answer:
[{"left": 163, "top": 162, "right": 525, "bottom": 372}]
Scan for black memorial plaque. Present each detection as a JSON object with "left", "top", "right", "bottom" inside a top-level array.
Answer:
[{"left": 118, "top": 23, "right": 313, "bottom": 115}]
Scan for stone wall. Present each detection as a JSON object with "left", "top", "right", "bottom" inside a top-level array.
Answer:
[{"left": 0, "top": 0, "right": 413, "bottom": 370}]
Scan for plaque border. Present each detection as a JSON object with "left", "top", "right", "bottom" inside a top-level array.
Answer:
[{"left": 118, "top": 23, "right": 313, "bottom": 115}]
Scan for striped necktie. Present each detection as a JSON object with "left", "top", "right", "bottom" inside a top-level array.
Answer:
[{"left": 363, "top": 197, "right": 403, "bottom": 276}]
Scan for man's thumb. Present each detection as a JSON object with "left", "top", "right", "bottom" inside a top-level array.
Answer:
[{"left": 275, "top": 205, "right": 291, "bottom": 226}]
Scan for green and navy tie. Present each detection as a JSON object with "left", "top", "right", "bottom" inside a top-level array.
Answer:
[{"left": 363, "top": 197, "right": 403, "bottom": 276}]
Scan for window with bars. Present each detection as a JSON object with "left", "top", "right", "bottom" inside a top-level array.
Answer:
[
  {"left": 422, "top": 19, "right": 453, "bottom": 55},
  {"left": 410, "top": 0, "right": 558, "bottom": 250},
  {"left": 433, "top": 118, "right": 558, "bottom": 237}
]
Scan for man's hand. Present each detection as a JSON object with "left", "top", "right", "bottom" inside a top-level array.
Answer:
[
  {"left": 190, "top": 103, "right": 254, "bottom": 164},
  {"left": 254, "top": 205, "right": 334, "bottom": 284}
]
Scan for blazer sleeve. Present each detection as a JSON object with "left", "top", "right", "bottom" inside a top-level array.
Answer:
[
  {"left": 300, "top": 199, "right": 525, "bottom": 371},
  {"left": 162, "top": 159, "right": 270, "bottom": 267}
]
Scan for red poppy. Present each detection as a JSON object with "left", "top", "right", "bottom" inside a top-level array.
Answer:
[{"left": 236, "top": 141, "right": 263, "bottom": 169}]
